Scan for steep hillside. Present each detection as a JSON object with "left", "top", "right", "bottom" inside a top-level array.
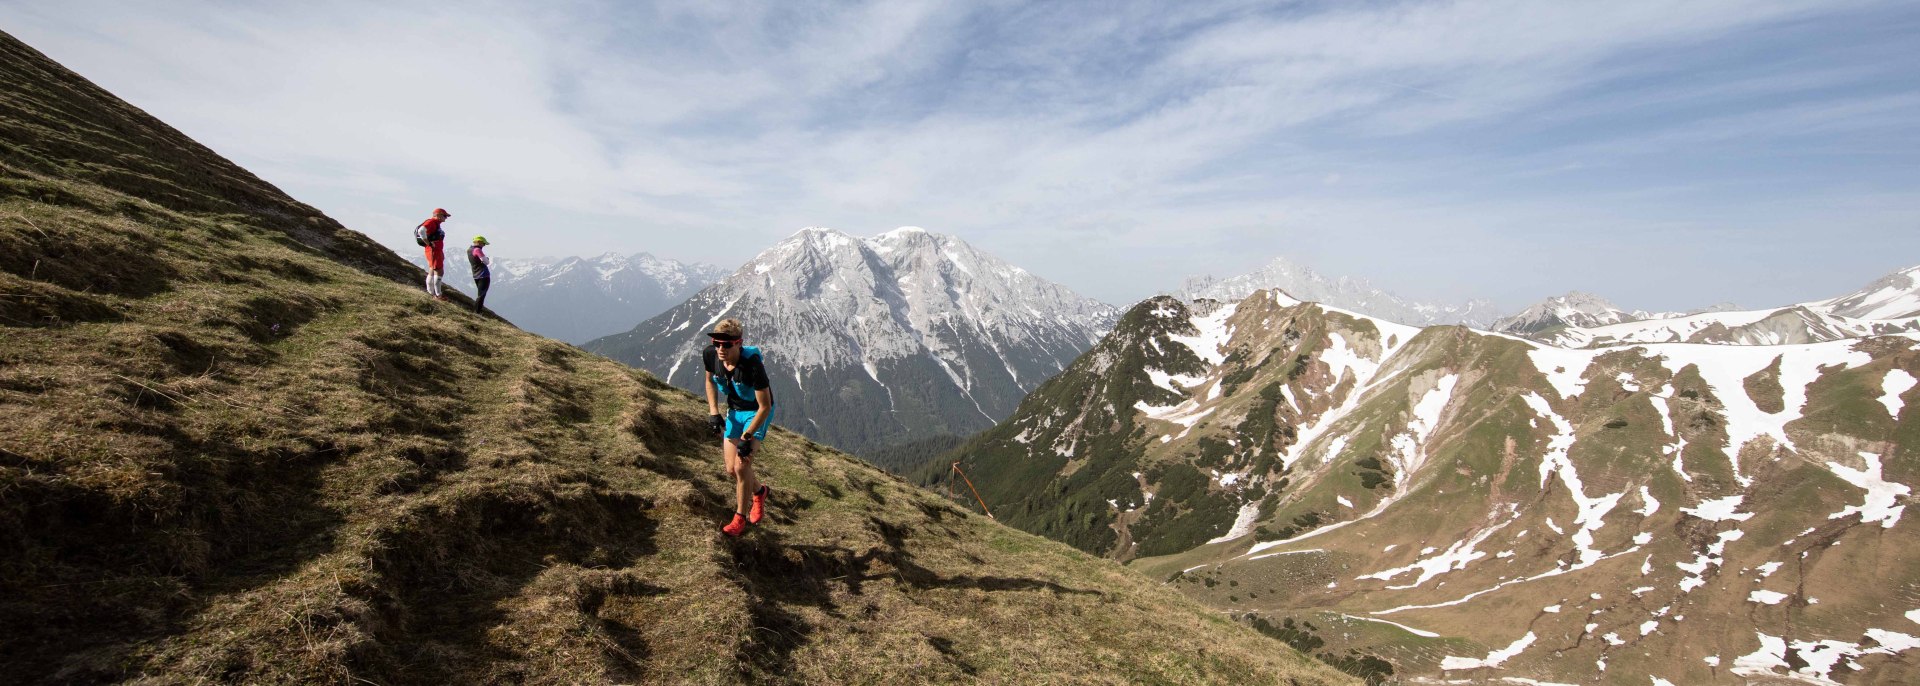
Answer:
[
  {"left": 938, "top": 286, "right": 1920, "bottom": 683},
  {"left": 586, "top": 226, "right": 1117, "bottom": 458},
  {"left": 409, "top": 251, "right": 726, "bottom": 344},
  {"left": 928, "top": 290, "right": 1418, "bottom": 561},
  {"left": 0, "top": 33, "right": 1352, "bottom": 685}
]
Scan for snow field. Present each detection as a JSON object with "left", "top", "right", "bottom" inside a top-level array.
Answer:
[
  {"left": 1824, "top": 452, "right": 1908, "bottom": 528},
  {"left": 1166, "top": 303, "right": 1238, "bottom": 366},
  {"left": 1524, "top": 347, "right": 1593, "bottom": 400},
  {"left": 1647, "top": 341, "right": 1873, "bottom": 481},
  {"left": 1735, "top": 629, "right": 1920, "bottom": 684}
]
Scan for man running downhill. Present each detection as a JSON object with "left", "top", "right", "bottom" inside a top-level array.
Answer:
[
  {"left": 468, "top": 235, "right": 492, "bottom": 313},
  {"left": 703, "top": 318, "right": 775, "bottom": 537},
  {"left": 417, "top": 208, "right": 450, "bottom": 301}
]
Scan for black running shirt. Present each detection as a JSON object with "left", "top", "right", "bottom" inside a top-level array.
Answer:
[{"left": 703, "top": 345, "right": 771, "bottom": 411}]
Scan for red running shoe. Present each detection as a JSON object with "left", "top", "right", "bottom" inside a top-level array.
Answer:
[
  {"left": 722, "top": 512, "right": 748, "bottom": 537},
  {"left": 750, "top": 485, "right": 771, "bottom": 524}
]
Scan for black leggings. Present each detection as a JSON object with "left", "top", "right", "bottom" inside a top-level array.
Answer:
[{"left": 473, "top": 276, "right": 490, "bottom": 313}]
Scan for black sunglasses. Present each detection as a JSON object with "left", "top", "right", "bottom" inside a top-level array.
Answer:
[{"left": 710, "top": 338, "right": 740, "bottom": 349}]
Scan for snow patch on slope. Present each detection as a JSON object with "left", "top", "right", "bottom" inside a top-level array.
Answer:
[
  {"left": 1440, "top": 632, "right": 1537, "bottom": 671},
  {"left": 1357, "top": 514, "right": 1510, "bottom": 589},
  {"left": 1683, "top": 495, "right": 1754, "bottom": 522},
  {"left": 1207, "top": 501, "right": 1265, "bottom": 544},
  {"left": 1522, "top": 393, "right": 1624, "bottom": 568},
  {"left": 1649, "top": 342, "right": 1873, "bottom": 480},
  {"left": 1826, "top": 452, "right": 1909, "bottom": 528},
  {"left": 1384, "top": 375, "right": 1459, "bottom": 491},
  {"left": 1526, "top": 347, "right": 1595, "bottom": 400},
  {"left": 1884, "top": 369, "right": 1917, "bottom": 419},
  {"left": 1734, "top": 629, "right": 1920, "bottom": 684},
  {"left": 1168, "top": 303, "right": 1239, "bottom": 366}
]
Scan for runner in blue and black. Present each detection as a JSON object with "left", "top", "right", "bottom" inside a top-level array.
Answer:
[{"left": 703, "top": 318, "right": 776, "bottom": 537}]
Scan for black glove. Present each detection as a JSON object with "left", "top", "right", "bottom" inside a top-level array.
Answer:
[
  {"left": 708, "top": 414, "right": 725, "bottom": 436},
  {"left": 734, "top": 437, "right": 756, "bottom": 458}
]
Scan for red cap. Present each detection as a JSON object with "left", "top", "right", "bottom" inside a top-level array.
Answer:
[{"left": 433, "top": 208, "right": 450, "bottom": 217}]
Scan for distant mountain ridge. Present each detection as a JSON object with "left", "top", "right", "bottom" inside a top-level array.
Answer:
[
  {"left": 407, "top": 251, "right": 725, "bottom": 343},
  {"left": 1490, "top": 291, "right": 1683, "bottom": 334},
  {"left": 585, "top": 227, "right": 1118, "bottom": 456},
  {"left": 1807, "top": 264, "right": 1920, "bottom": 320},
  {"left": 1500, "top": 265, "right": 1920, "bottom": 348},
  {"left": 1180, "top": 255, "right": 1497, "bottom": 328}
]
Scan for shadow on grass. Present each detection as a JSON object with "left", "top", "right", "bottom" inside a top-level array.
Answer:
[
  {"left": 0, "top": 438, "right": 349, "bottom": 684},
  {"left": 351, "top": 486, "right": 662, "bottom": 684},
  {"left": 724, "top": 514, "right": 1103, "bottom": 680}
]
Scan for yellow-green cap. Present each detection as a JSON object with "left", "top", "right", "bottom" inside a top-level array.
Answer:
[{"left": 472, "top": 235, "right": 488, "bottom": 245}]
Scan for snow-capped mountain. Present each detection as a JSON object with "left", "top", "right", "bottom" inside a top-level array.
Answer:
[
  {"left": 1489, "top": 291, "right": 1683, "bottom": 334},
  {"left": 934, "top": 284, "right": 1920, "bottom": 683},
  {"left": 585, "top": 227, "right": 1118, "bottom": 456},
  {"left": 1506, "top": 265, "right": 1920, "bottom": 348},
  {"left": 1180, "top": 255, "right": 1497, "bottom": 328},
  {"left": 1806, "top": 263, "right": 1920, "bottom": 320},
  {"left": 1531, "top": 305, "right": 1919, "bottom": 348},
  {"left": 408, "top": 251, "right": 726, "bottom": 343}
]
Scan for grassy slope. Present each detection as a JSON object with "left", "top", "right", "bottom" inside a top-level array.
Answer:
[{"left": 0, "top": 33, "right": 1353, "bottom": 685}]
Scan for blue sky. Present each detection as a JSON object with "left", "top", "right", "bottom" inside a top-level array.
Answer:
[{"left": 4, "top": 0, "right": 1916, "bottom": 312}]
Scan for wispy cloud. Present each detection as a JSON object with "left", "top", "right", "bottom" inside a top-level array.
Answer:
[{"left": 3, "top": 0, "right": 1915, "bottom": 311}]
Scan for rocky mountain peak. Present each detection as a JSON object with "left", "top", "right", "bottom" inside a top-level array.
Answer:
[
  {"left": 1492, "top": 290, "right": 1639, "bottom": 334},
  {"left": 1182, "top": 254, "right": 1497, "bottom": 328},
  {"left": 586, "top": 226, "right": 1118, "bottom": 456},
  {"left": 1808, "top": 263, "right": 1920, "bottom": 320}
]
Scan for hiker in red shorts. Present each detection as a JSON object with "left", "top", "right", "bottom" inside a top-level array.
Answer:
[{"left": 415, "top": 208, "right": 450, "bottom": 301}]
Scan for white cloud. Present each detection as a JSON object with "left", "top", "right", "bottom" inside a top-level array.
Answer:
[{"left": 3, "top": 0, "right": 1913, "bottom": 309}]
